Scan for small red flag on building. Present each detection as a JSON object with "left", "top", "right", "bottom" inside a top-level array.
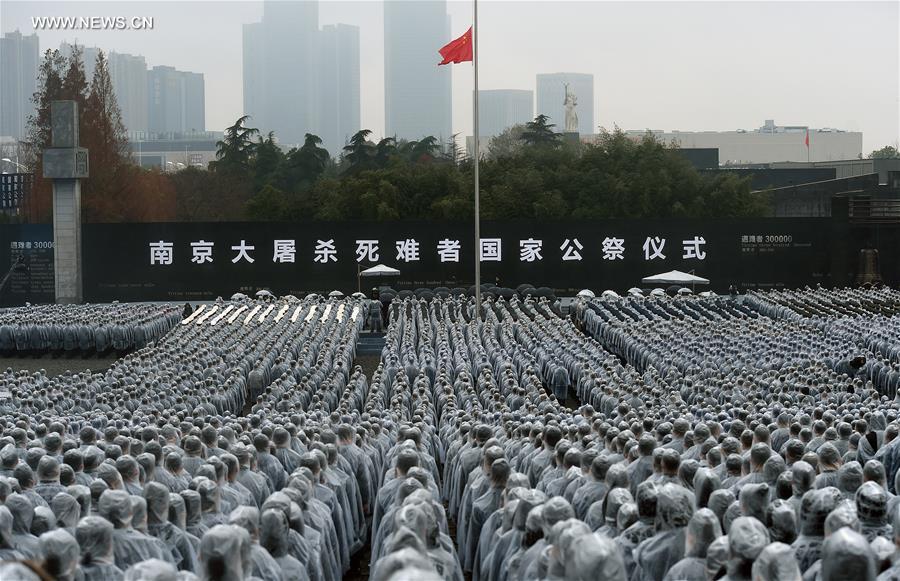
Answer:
[
  {"left": 438, "top": 27, "right": 473, "bottom": 65},
  {"left": 805, "top": 129, "right": 810, "bottom": 148}
]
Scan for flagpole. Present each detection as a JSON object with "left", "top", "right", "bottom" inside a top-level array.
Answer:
[{"left": 472, "top": 0, "right": 481, "bottom": 321}]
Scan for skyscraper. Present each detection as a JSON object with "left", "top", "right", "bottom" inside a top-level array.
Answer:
[
  {"left": 242, "top": 22, "right": 265, "bottom": 130},
  {"left": 384, "top": 0, "right": 452, "bottom": 141},
  {"left": 60, "top": 43, "right": 149, "bottom": 135},
  {"left": 243, "top": 0, "right": 319, "bottom": 146},
  {"left": 0, "top": 30, "right": 39, "bottom": 140},
  {"left": 318, "top": 24, "right": 360, "bottom": 156},
  {"left": 148, "top": 66, "right": 205, "bottom": 134},
  {"left": 108, "top": 52, "right": 148, "bottom": 135},
  {"left": 477, "top": 89, "right": 534, "bottom": 137},
  {"left": 536, "top": 73, "right": 594, "bottom": 135}
]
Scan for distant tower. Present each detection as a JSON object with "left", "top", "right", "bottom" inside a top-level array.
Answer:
[
  {"left": 384, "top": 0, "right": 452, "bottom": 140},
  {"left": 243, "top": 0, "right": 319, "bottom": 145},
  {"left": 0, "top": 30, "right": 40, "bottom": 140}
]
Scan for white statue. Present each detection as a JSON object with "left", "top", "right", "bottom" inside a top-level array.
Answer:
[{"left": 563, "top": 82, "right": 578, "bottom": 133}]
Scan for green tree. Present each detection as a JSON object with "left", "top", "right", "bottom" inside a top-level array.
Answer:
[
  {"left": 487, "top": 125, "right": 525, "bottom": 159},
  {"left": 868, "top": 145, "right": 900, "bottom": 159},
  {"left": 251, "top": 132, "right": 285, "bottom": 189},
  {"left": 294, "top": 133, "right": 330, "bottom": 178},
  {"left": 444, "top": 133, "right": 462, "bottom": 165},
  {"left": 274, "top": 133, "right": 330, "bottom": 193},
  {"left": 245, "top": 184, "right": 288, "bottom": 220},
  {"left": 342, "top": 129, "right": 374, "bottom": 172},
  {"left": 373, "top": 137, "right": 397, "bottom": 168},
  {"left": 410, "top": 135, "right": 439, "bottom": 162},
  {"left": 210, "top": 115, "right": 258, "bottom": 174},
  {"left": 522, "top": 114, "right": 561, "bottom": 148}
]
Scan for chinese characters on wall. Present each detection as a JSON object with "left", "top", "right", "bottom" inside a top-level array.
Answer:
[{"left": 148, "top": 236, "right": 709, "bottom": 266}]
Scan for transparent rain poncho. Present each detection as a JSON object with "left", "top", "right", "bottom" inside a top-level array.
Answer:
[{"left": 75, "top": 516, "right": 125, "bottom": 581}]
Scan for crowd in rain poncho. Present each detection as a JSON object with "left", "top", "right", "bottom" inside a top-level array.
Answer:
[
  {"left": 0, "top": 303, "right": 182, "bottom": 353},
  {"left": 2, "top": 286, "right": 900, "bottom": 580}
]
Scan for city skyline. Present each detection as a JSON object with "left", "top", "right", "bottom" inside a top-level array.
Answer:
[{"left": 0, "top": 1, "right": 897, "bottom": 153}]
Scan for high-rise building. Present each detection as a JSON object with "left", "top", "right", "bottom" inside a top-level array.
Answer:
[
  {"left": 536, "top": 72, "right": 594, "bottom": 135},
  {"left": 148, "top": 66, "right": 205, "bottom": 134},
  {"left": 242, "top": 22, "right": 265, "bottom": 131},
  {"left": 384, "top": 0, "right": 452, "bottom": 141},
  {"left": 0, "top": 30, "right": 40, "bottom": 140},
  {"left": 318, "top": 24, "right": 360, "bottom": 156},
  {"left": 243, "top": 0, "right": 319, "bottom": 146},
  {"left": 60, "top": 43, "right": 149, "bottom": 134},
  {"left": 477, "top": 89, "right": 533, "bottom": 137},
  {"left": 109, "top": 52, "right": 148, "bottom": 134}
]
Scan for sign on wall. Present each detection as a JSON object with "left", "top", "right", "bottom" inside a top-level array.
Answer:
[{"left": 81, "top": 219, "right": 841, "bottom": 301}]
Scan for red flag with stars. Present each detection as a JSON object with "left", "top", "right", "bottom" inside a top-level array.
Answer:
[{"left": 438, "top": 27, "right": 472, "bottom": 65}]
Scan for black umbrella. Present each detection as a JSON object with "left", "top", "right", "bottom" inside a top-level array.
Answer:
[{"left": 498, "top": 288, "right": 515, "bottom": 300}]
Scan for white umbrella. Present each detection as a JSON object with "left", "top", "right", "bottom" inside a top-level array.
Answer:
[
  {"left": 352, "top": 292, "right": 367, "bottom": 299},
  {"left": 360, "top": 264, "right": 401, "bottom": 277},
  {"left": 328, "top": 290, "right": 345, "bottom": 297},
  {"left": 641, "top": 270, "right": 710, "bottom": 286}
]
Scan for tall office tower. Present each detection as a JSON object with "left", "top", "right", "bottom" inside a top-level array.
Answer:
[
  {"left": 148, "top": 66, "right": 205, "bottom": 134},
  {"left": 536, "top": 72, "right": 594, "bottom": 135},
  {"left": 318, "top": 24, "right": 360, "bottom": 156},
  {"left": 60, "top": 43, "right": 150, "bottom": 134},
  {"left": 109, "top": 52, "right": 149, "bottom": 134},
  {"left": 0, "top": 31, "right": 39, "bottom": 139},
  {"left": 384, "top": 0, "right": 452, "bottom": 141},
  {"left": 242, "top": 21, "right": 266, "bottom": 131},
  {"left": 477, "top": 89, "right": 534, "bottom": 137},
  {"left": 243, "top": 0, "right": 319, "bottom": 146}
]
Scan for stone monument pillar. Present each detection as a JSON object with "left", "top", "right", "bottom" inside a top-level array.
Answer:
[{"left": 42, "top": 101, "right": 88, "bottom": 304}]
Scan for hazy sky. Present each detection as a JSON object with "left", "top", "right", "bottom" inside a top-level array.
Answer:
[{"left": 3, "top": 0, "right": 898, "bottom": 151}]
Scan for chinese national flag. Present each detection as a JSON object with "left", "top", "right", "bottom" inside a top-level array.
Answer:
[
  {"left": 438, "top": 27, "right": 472, "bottom": 65},
  {"left": 805, "top": 129, "right": 809, "bottom": 148}
]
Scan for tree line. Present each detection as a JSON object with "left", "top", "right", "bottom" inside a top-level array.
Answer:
[
  {"left": 20, "top": 46, "right": 770, "bottom": 223},
  {"left": 207, "top": 114, "right": 770, "bottom": 222}
]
